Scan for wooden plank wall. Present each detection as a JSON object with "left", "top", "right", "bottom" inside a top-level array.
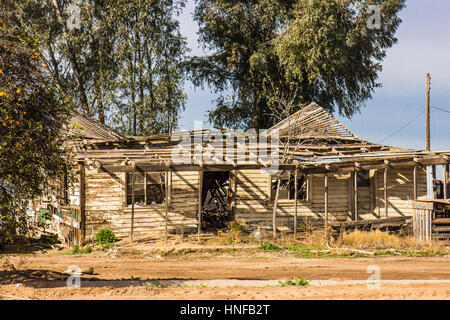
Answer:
[
  {"left": 82, "top": 166, "right": 428, "bottom": 237},
  {"left": 234, "top": 170, "right": 351, "bottom": 230},
  {"left": 369, "top": 167, "right": 427, "bottom": 220},
  {"left": 84, "top": 169, "right": 198, "bottom": 239},
  {"left": 235, "top": 167, "right": 427, "bottom": 231}
]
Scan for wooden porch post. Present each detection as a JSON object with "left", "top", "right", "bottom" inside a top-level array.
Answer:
[
  {"left": 131, "top": 169, "right": 135, "bottom": 242},
  {"left": 373, "top": 170, "right": 379, "bottom": 218},
  {"left": 384, "top": 167, "right": 388, "bottom": 218},
  {"left": 444, "top": 164, "right": 449, "bottom": 199},
  {"left": 79, "top": 161, "right": 86, "bottom": 241},
  {"left": 294, "top": 167, "right": 298, "bottom": 239},
  {"left": 324, "top": 173, "right": 329, "bottom": 233},
  {"left": 198, "top": 170, "right": 204, "bottom": 242},
  {"left": 432, "top": 165, "right": 437, "bottom": 199},
  {"left": 353, "top": 171, "right": 358, "bottom": 221},
  {"left": 413, "top": 166, "right": 418, "bottom": 200},
  {"left": 165, "top": 170, "right": 169, "bottom": 242}
]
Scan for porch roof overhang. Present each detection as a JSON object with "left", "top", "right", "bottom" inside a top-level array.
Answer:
[{"left": 76, "top": 149, "right": 450, "bottom": 174}]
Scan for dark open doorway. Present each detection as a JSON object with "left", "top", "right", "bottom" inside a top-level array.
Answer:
[{"left": 201, "top": 171, "right": 231, "bottom": 229}]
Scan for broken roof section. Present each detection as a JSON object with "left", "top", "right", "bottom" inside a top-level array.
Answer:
[
  {"left": 66, "top": 110, "right": 126, "bottom": 141},
  {"left": 266, "top": 102, "right": 360, "bottom": 142}
]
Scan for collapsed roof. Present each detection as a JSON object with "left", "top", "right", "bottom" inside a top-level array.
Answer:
[
  {"left": 65, "top": 110, "right": 126, "bottom": 141},
  {"left": 265, "top": 102, "right": 360, "bottom": 142},
  {"left": 72, "top": 102, "right": 450, "bottom": 173}
]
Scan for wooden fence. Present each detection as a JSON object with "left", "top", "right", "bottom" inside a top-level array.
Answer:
[{"left": 413, "top": 200, "right": 450, "bottom": 243}]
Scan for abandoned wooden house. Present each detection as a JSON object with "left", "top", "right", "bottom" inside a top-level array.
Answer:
[{"left": 32, "top": 102, "right": 450, "bottom": 243}]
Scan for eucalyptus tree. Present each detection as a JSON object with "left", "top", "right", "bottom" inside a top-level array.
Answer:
[
  {"left": 11, "top": 0, "right": 188, "bottom": 133},
  {"left": 190, "top": 0, "right": 406, "bottom": 130},
  {"left": 110, "top": 0, "right": 188, "bottom": 136}
]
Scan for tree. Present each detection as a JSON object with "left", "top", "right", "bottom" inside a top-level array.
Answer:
[
  {"left": 190, "top": 0, "right": 405, "bottom": 130},
  {"left": 13, "top": 0, "right": 188, "bottom": 134},
  {"left": 0, "top": 7, "right": 71, "bottom": 243},
  {"left": 110, "top": 0, "right": 188, "bottom": 136}
]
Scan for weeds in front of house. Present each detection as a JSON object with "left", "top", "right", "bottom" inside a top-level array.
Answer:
[
  {"left": 68, "top": 245, "right": 92, "bottom": 255},
  {"left": 338, "top": 230, "right": 448, "bottom": 254},
  {"left": 215, "top": 220, "right": 248, "bottom": 244},
  {"left": 278, "top": 277, "right": 310, "bottom": 287},
  {"left": 94, "top": 229, "right": 116, "bottom": 246}
]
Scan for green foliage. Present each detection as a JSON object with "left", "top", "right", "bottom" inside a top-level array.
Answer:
[
  {"left": 227, "top": 220, "right": 245, "bottom": 234},
  {"left": 216, "top": 220, "right": 247, "bottom": 244},
  {"left": 11, "top": 0, "right": 188, "bottom": 134},
  {"left": 94, "top": 229, "right": 116, "bottom": 245},
  {"left": 70, "top": 245, "right": 92, "bottom": 255},
  {"left": 190, "top": 0, "right": 406, "bottom": 130},
  {"left": 0, "top": 6, "right": 71, "bottom": 242},
  {"left": 260, "top": 241, "right": 281, "bottom": 252},
  {"left": 278, "top": 277, "right": 310, "bottom": 287}
]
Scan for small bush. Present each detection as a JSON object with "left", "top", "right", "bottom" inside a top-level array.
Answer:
[
  {"left": 279, "top": 277, "right": 310, "bottom": 287},
  {"left": 215, "top": 220, "right": 247, "bottom": 244},
  {"left": 227, "top": 220, "right": 245, "bottom": 234},
  {"left": 70, "top": 245, "right": 92, "bottom": 255},
  {"left": 260, "top": 241, "right": 280, "bottom": 252},
  {"left": 94, "top": 229, "right": 116, "bottom": 245}
]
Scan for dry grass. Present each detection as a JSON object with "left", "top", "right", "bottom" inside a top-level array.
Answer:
[{"left": 338, "top": 230, "right": 445, "bottom": 250}]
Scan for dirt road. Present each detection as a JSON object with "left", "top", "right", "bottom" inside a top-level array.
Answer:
[
  {"left": 1, "top": 252, "right": 449, "bottom": 299},
  {"left": 3, "top": 254, "right": 450, "bottom": 280}
]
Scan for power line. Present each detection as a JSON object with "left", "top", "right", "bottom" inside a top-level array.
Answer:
[
  {"left": 378, "top": 109, "right": 426, "bottom": 144},
  {"left": 432, "top": 106, "right": 450, "bottom": 114}
]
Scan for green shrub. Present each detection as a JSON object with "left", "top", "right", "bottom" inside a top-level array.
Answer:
[
  {"left": 94, "top": 229, "right": 116, "bottom": 245},
  {"left": 278, "top": 277, "right": 310, "bottom": 287},
  {"left": 70, "top": 245, "right": 92, "bottom": 255},
  {"left": 260, "top": 241, "right": 280, "bottom": 252}
]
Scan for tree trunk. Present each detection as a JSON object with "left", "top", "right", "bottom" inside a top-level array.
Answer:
[{"left": 49, "top": 0, "right": 89, "bottom": 115}]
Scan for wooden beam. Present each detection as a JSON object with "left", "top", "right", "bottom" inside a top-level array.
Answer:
[
  {"left": 79, "top": 162, "right": 86, "bottom": 241},
  {"left": 131, "top": 169, "right": 135, "bottom": 242},
  {"left": 373, "top": 170, "right": 378, "bottom": 218},
  {"left": 384, "top": 167, "right": 388, "bottom": 218},
  {"left": 348, "top": 173, "right": 354, "bottom": 221},
  {"left": 354, "top": 171, "right": 358, "bottom": 221},
  {"left": 165, "top": 170, "right": 169, "bottom": 242},
  {"left": 198, "top": 170, "right": 204, "bottom": 242},
  {"left": 413, "top": 165, "right": 418, "bottom": 200},
  {"left": 324, "top": 173, "right": 329, "bottom": 233},
  {"left": 432, "top": 165, "right": 437, "bottom": 199},
  {"left": 444, "top": 164, "right": 449, "bottom": 199},
  {"left": 294, "top": 167, "right": 298, "bottom": 239}
]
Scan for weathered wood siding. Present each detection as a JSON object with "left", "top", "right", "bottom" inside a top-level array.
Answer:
[
  {"left": 234, "top": 170, "right": 351, "bottom": 230},
  {"left": 82, "top": 166, "right": 428, "bottom": 237},
  {"left": 84, "top": 169, "right": 122, "bottom": 238},
  {"left": 234, "top": 167, "right": 427, "bottom": 230},
  {"left": 368, "top": 167, "right": 427, "bottom": 220},
  {"left": 84, "top": 169, "right": 198, "bottom": 239}
]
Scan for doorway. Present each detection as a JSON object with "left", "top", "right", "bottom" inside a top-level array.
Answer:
[{"left": 201, "top": 171, "right": 231, "bottom": 228}]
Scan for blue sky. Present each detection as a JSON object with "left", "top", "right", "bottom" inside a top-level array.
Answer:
[{"left": 178, "top": 0, "right": 450, "bottom": 153}]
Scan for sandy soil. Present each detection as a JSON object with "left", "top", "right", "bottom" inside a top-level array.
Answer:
[
  {"left": 1, "top": 283, "right": 450, "bottom": 300},
  {"left": 1, "top": 250, "right": 449, "bottom": 299}
]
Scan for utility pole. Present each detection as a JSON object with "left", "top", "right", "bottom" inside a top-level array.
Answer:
[
  {"left": 426, "top": 73, "right": 431, "bottom": 151},
  {"left": 425, "top": 73, "right": 436, "bottom": 199}
]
